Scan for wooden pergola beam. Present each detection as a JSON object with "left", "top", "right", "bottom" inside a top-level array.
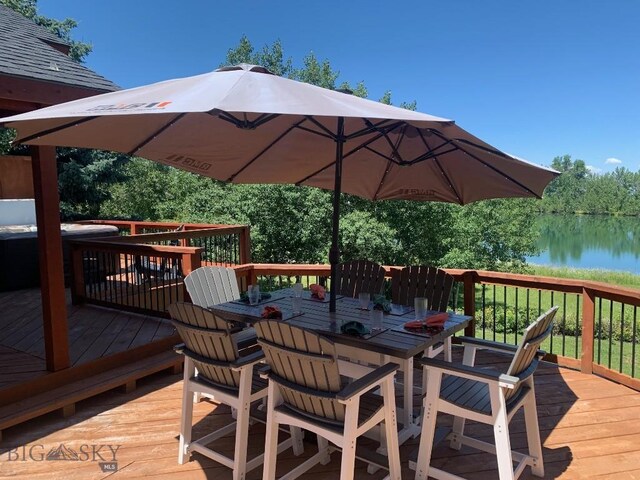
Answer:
[{"left": 31, "top": 145, "right": 70, "bottom": 371}]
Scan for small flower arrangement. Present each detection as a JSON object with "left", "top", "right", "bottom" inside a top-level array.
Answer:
[{"left": 372, "top": 294, "right": 391, "bottom": 313}]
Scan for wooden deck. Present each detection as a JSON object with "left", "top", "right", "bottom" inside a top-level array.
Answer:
[
  {"left": 0, "top": 288, "right": 175, "bottom": 391},
  {"left": 1, "top": 349, "right": 639, "bottom": 479}
]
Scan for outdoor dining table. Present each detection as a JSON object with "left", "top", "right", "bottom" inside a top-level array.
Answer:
[{"left": 210, "top": 288, "right": 472, "bottom": 444}]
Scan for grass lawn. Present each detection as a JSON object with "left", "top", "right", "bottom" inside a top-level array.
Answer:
[{"left": 474, "top": 329, "right": 640, "bottom": 379}]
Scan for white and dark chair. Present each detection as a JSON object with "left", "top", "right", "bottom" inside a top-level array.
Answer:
[
  {"left": 169, "top": 302, "right": 302, "bottom": 479},
  {"left": 184, "top": 265, "right": 241, "bottom": 307},
  {"left": 413, "top": 306, "right": 558, "bottom": 480},
  {"left": 255, "top": 319, "right": 402, "bottom": 480}
]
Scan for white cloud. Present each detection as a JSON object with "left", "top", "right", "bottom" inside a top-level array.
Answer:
[
  {"left": 586, "top": 165, "right": 602, "bottom": 173},
  {"left": 605, "top": 157, "right": 622, "bottom": 165}
]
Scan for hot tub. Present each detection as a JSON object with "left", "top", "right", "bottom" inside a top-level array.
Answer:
[{"left": 0, "top": 223, "right": 119, "bottom": 291}]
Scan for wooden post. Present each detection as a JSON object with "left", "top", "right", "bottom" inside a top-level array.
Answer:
[
  {"left": 31, "top": 146, "right": 70, "bottom": 371},
  {"left": 69, "top": 244, "right": 86, "bottom": 305},
  {"left": 181, "top": 249, "right": 202, "bottom": 277},
  {"left": 581, "top": 287, "right": 596, "bottom": 374},
  {"left": 239, "top": 226, "right": 252, "bottom": 264},
  {"left": 248, "top": 265, "right": 258, "bottom": 289},
  {"left": 463, "top": 271, "right": 476, "bottom": 337},
  {"left": 181, "top": 249, "right": 202, "bottom": 302}
]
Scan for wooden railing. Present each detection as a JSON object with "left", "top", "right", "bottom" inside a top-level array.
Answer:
[
  {"left": 69, "top": 221, "right": 251, "bottom": 316},
  {"left": 233, "top": 264, "right": 640, "bottom": 392}
]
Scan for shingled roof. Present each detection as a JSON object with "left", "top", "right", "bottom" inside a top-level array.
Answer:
[{"left": 0, "top": 4, "right": 118, "bottom": 93}]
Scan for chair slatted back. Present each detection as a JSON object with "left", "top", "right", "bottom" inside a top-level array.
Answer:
[
  {"left": 391, "top": 266, "right": 454, "bottom": 311},
  {"left": 336, "top": 260, "right": 386, "bottom": 298},
  {"left": 184, "top": 266, "right": 241, "bottom": 308},
  {"left": 255, "top": 320, "right": 346, "bottom": 422},
  {"left": 504, "top": 306, "right": 558, "bottom": 400},
  {"left": 169, "top": 302, "right": 241, "bottom": 388}
]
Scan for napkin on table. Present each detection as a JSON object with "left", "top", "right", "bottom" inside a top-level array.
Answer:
[
  {"left": 404, "top": 312, "right": 449, "bottom": 329},
  {"left": 309, "top": 284, "right": 326, "bottom": 300}
]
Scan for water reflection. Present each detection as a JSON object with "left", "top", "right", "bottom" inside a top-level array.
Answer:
[{"left": 529, "top": 215, "right": 640, "bottom": 273}]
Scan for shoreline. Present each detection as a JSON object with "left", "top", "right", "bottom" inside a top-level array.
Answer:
[{"left": 529, "top": 264, "right": 640, "bottom": 289}]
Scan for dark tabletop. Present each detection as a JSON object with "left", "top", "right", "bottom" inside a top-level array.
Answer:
[{"left": 210, "top": 288, "right": 472, "bottom": 360}]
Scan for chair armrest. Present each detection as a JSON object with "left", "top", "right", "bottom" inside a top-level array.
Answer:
[
  {"left": 258, "top": 364, "right": 271, "bottom": 378},
  {"left": 231, "top": 349, "right": 265, "bottom": 368},
  {"left": 420, "top": 357, "right": 519, "bottom": 388},
  {"left": 173, "top": 343, "right": 186, "bottom": 354},
  {"left": 457, "top": 336, "right": 519, "bottom": 354},
  {"left": 336, "top": 362, "right": 399, "bottom": 401}
]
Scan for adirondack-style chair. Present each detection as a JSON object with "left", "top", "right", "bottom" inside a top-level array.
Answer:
[
  {"left": 336, "top": 260, "right": 386, "bottom": 298},
  {"left": 413, "top": 306, "right": 559, "bottom": 480},
  {"left": 255, "top": 319, "right": 402, "bottom": 480},
  {"left": 184, "top": 266, "right": 241, "bottom": 307},
  {"left": 169, "top": 303, "right": 303, "bottom": 479},
  {"left": 392, "top": 265, "right": 455, "bottom": 361}
]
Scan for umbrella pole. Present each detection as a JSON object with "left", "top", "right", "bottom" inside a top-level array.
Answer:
[{"left": 329, "top": 117, "right": 345, "bottom": 313}]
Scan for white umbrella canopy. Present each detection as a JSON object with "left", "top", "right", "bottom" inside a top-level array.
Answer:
[{"left": 0, "top": 63, "right": 559, "bottom": 311}]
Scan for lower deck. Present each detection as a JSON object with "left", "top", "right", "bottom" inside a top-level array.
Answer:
[
  {"left": 0, "top": 287, "right": 175, "bottom": 392},
  {"left": 1, "top": 349, "right": 639, "bottom": 479}
]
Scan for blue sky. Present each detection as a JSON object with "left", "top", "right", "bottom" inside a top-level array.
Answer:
[{"left": 39, "top": 0, "right": 640, "bottom": 172}]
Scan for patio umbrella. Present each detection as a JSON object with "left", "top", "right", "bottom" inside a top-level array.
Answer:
[{"left": 0, "top": 64, "right": 558, "bottom": 311}]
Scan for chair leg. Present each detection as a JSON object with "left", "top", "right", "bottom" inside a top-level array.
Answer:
[
  {"left": 179, "top": 358, "right": 196, "bottom": 464},
  {"left": 262, "top": 382, "right": 281, "bottom": 480},
  {"left": 492, "top": 388, "right": 515, "bottom": 480},
  {"left": 232, "top": 368, "right": 252, "bottom": 480},
  {"left": 339, "top": 402, "right": 360, "bottom": 480},
  {"left": 382, "top": 377, "right": 401, "bottom": 480},
  {"left": 317, "top": 436, "right": 331, "bottom": 465},
  {"left": 291, "top": 427, "right": 305, "bottom": 456},
  {"left": 523, "top": 383, "right": 544, "bottom": 477},
  {"left": 414, "top": 370, "right": 442, "bottom": 480},
  {"left": 443, "top": 337, "right": 452, "bottom": 362},
  {"left": 450, "top": 416, "right": 466, "bottom": 450}
]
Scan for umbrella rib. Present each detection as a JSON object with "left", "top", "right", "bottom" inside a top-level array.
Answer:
[
  {"left": 372, "top": 160, "right": 394, "bottom": 201},
  {"left": 304, "top": 116, "right": 338, "bottom": 139},
  {"left": 346, "top": 119, "right": 401, "bottom": 140},
  {"left": 417, "top": 130, "right": 463, "bottom": 204},
  {"left": 208, "top": 110, "right": 280, "bottom": 129},
  {"left": 14, "top": 116, "right": 99, "bottom": 144},
  {"left": 295, "top": 160, "right": 335, "bottom": 186},
  {"left": 127, "top": 113, "right": 187, "bottom": 156},
  {"left": 429, "top": 130, "right": 542, "bottom": 198},
  {"left": 364, "top": 119, "right": 405, "bottom": 162},
  {"left": 295, "top": 125, "right": 336, "bottom": 141},
  {"left": 226, "top": 117, "right": 308, "bottom": 182},
  {"left": 342, "top": 128, "right": 401, "bottom": 160}
]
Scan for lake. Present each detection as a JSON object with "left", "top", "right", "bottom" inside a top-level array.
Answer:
[{"left": 528, "top": 214, "right": 640, "bottom": 274}]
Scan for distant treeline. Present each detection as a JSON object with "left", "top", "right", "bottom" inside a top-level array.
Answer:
[{"left": 539, "top": 155, "right": 640, "bottom": 215}]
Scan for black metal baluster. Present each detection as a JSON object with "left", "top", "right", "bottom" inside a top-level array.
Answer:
[
  {"left": 597, "top": 297, "right": 602, "bottom": 364},
  {"left": 632, "top": 306, "right": 637, "bottom": 378},
  {"left": 562, "top": 293, "right": 567, "bottom": 356},
  {"left": 620, "top": 305, "right": 625, "bottom": 373},
  {"left": 482, "top": 284, "right": 486, "bottom": 339},
  {"left": 575, "top": 294, "right": 581, "bottom": 359},
  {"left": 608, "top": 300, "right": 614, "bottom": 369},
  {"left": 515, "top": 287, "right": 519, "bottom": 344}
]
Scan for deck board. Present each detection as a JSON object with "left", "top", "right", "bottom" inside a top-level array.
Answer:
[
  {"left": 1, "top": 349, "right": 639, "bottom": 479},
  {"left": 0, "top": 288, "right": 176, "bottom": 391}
]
